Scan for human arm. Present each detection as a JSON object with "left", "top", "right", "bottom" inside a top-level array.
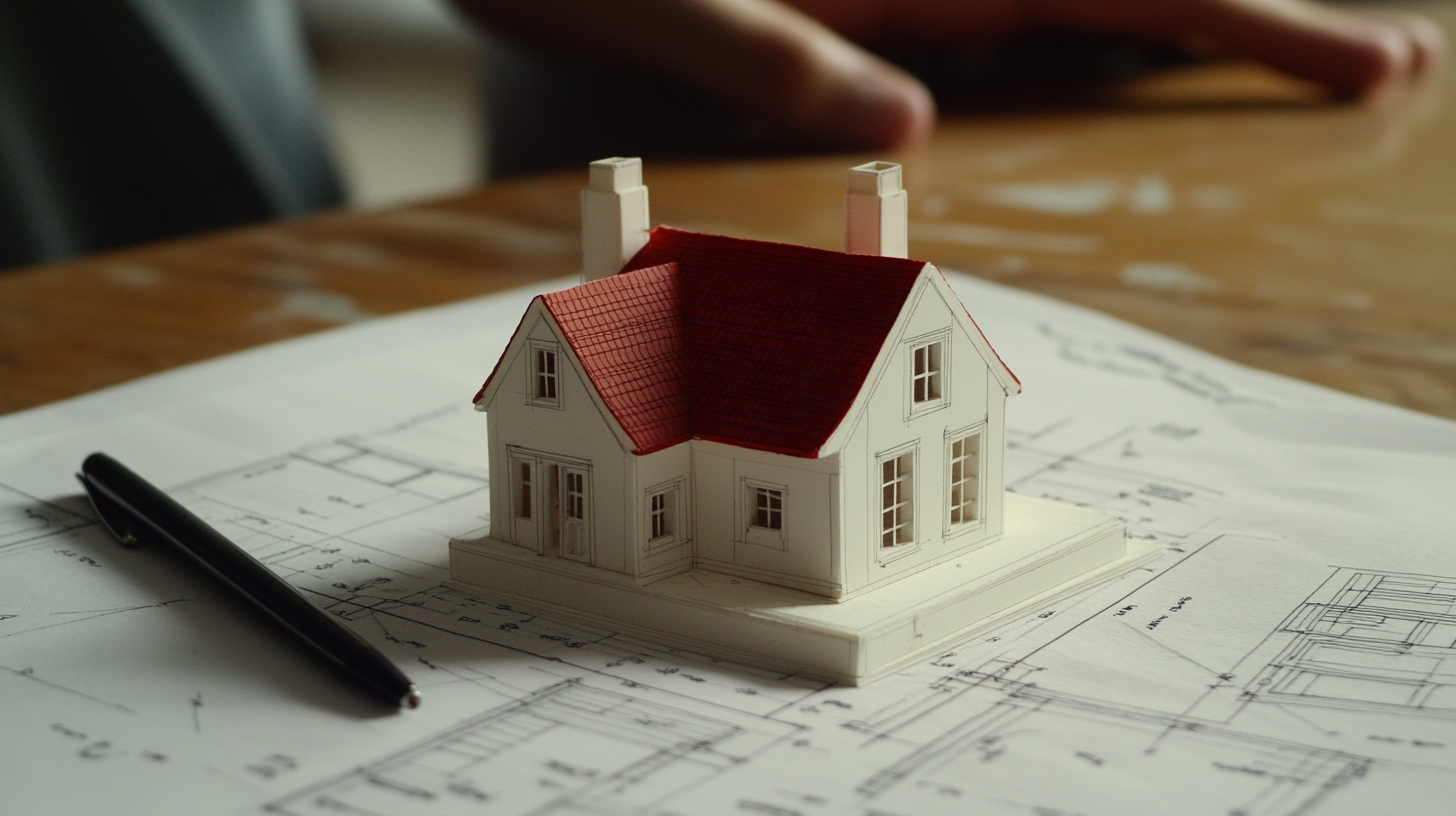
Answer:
[{"left": 452, "top": 0, "right": 1443, "bottom": 149}]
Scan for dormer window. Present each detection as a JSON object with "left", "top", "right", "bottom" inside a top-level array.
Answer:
[{"left": 528, "top": 341, "right": 561, "bottom": 407}]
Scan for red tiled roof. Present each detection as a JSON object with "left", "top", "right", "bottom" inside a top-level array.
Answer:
[
  {"left": 542, "top": 261, "right": 689, "bottom": 455},
  {"left": 627, "top": 228, "right": 927, "bottom": 457},
  {"left": 478, "top": 227, "right": 951, "bottom": 457}
]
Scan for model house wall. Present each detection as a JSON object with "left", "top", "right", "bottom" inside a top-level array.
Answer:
[
  {"left": 484, "top": 302, "right": 631, "bottom": 573},
  {"left": 830, "top": 270, "right": 1009, "bottom": 597},
  {"left": 688, "top": 440, "right": 841, "bottom": 595},
  {"left": 473, "top": 158, "right": 1019, "bottom": 602}
]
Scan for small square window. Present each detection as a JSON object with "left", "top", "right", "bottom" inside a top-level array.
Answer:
[{"left": 743, "top": 481, "right": 787, "bottom": 549}]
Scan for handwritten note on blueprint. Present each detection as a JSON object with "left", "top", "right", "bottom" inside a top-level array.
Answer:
[{"left": 4, "top": 272, "right": 1456, "bottom": 816}]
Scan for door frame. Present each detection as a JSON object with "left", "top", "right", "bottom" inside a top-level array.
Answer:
[{"left": 505, "top": 445, "right": 593, "bottom": 564}]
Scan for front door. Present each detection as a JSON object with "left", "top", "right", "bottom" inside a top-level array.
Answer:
[{"left": 506, "top": 448, "right": 592, "bottom": 564}]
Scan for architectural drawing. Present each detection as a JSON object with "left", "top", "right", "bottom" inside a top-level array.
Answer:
[
  {"left": 13, "top": 402, "right": 1453, "bottom": 815},
  {"left": 0, "top": 483, "right": 92, "bottom": 559},
  {"left": 169, "top": 422, "right": 490, "bottom": 586},
  {"left": 270, "top": 679, "right": 802, "bottom": 816},
  {"left": 1005, "top": 420, "right": 1225, "bottom": 547},
  {"left": 848, "top": 666, "right": 1374, "bottom": 816},
  {"left": 822, "top": 558, "right": 1456, "bottom": 815},
  {"left": 1240, "top": 569, "right": 1456, "bottom": 717}
]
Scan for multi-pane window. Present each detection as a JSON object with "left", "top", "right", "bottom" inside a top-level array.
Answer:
[
  {"left": 753, "top": 488, "right": 783, "bottom": 530},
  {"left": 881, "top": 451, "right": 914, "bottom": 547},
  {"left": 650, "top": 491, "right": 672, "bottom": 539},
  {"left": 949, "top": 434, "right": 980, "bottom": 525},
  {"left": 912, "top": 341, "right": 942, "bottom": 404},
  {"left": 535, "top": 348, "right": 558, "bottom": 401}
]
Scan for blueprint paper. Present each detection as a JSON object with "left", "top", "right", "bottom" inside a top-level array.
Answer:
[{"left": 3, "top": 272, "right": 1456, "bottom": 815}]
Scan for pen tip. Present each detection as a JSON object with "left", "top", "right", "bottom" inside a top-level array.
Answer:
[{"left": 402, "top": 686, "right": 422, "bottom": 709}]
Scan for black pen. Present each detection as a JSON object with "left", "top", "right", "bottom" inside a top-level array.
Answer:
[{"left": 77, "top": 452, "right": 421, "bottom": 709}]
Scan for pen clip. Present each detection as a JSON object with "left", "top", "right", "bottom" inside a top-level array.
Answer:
[{"left": 76, "top": 473, "right": 144, "bottom": 549}]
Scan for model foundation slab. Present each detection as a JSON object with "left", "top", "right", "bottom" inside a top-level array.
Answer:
[{"left": 450, "top": 493, "right": 1158, "bottom": 684}]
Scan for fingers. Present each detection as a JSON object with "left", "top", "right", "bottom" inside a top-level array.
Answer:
[
  {"left": 1025, "top": 0, "right": 1445, "bottom": 97},
  {"left": 1363, "top": 10, "right": 1446, "bottom": 79},
  {"left": 458, "top": 0, "right": 935, "bottom": 150},
  {"left": 658, "top": 0, "right": 937, "bottom": 149},
  {"left": 457, "top": 0, "right": 1445, "bottom": 154}
]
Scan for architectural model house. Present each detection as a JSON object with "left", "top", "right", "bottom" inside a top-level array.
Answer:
[{"left": 450, "top": 158, "right": 1158, "bottom": 683}]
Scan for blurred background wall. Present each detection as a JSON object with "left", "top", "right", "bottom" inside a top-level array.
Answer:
[{"left": 299, "top": 0, "right": 482, "bottom": 209}]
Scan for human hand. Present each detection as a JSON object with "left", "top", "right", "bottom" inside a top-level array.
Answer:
[{"left": 455, "top": 0, "right": 1444, "bottom": 150}]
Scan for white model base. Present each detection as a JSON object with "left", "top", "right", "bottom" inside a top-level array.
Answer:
[{"left": 447, "top": 494, "right": 1160, "bottom": 685}]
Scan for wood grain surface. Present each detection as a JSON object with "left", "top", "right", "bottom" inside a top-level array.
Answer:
[{"left": 3, "top": 2, "right": 1453, "bottom": 419}]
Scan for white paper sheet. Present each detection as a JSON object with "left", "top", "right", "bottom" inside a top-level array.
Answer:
[{"left": 4, "top": 272, "right": 1456, "bottom": 815}]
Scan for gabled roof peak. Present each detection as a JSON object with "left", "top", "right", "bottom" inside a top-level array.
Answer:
[{"left": 477, "top": 227, "right": 1017, "bottom": 458}]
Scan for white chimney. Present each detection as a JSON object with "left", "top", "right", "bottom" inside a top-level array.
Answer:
[
  {"left": 844, "top": 161, "right": 908, "bottom": 258},
  {"left": 581, "top": 157, "right": 651, "bottom": 282}
]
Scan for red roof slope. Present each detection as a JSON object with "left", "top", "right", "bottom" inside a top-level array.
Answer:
[
  {"left": 478, "top": 227, "right": 933, "bottom": 457},
  {"left": 627, "top": 228, "right": 926, "bottom": 457},
  {"left": 541, "top": 261, "right": 689, "bottom": 454}
]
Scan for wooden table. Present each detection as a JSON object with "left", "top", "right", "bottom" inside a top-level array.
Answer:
[{"left": 4, "top": 2, "right": 1454, "bottom": 419}]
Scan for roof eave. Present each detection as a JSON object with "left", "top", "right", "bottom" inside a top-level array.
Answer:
[{"left": 473, "top": 297, "right": 543, "bottom": 409}]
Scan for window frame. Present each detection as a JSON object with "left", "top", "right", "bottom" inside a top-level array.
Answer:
[
  {"left": 742, "top": 478, "right": 788, "bottom": 550},
  {"left": 753, "top": 487, "right": 783, "bottom": 531},
  {"left": 876, "top": 443, "right": 918, "bottom": 555},
  {"left": 527, "top": 339, "right": 563, "bottom": 408},
  {"left": 944, "top": 425, "right": 986, "bottom": 538},
  {"left": 904, "top": 329, "right": 951, "bottom": 418},
  {"left": 651, "top": 491, "right": 671, "bottom": 539},
  {"left": 645, "top": 479, "right": 686, "bottom": 554}
]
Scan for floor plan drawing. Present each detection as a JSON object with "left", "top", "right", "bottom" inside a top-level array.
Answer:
[
  {"left": 817, "top": 543, "right": 1456, "bottom": 815},
  {"left": 271, "top": 679, "right": 803, "bottom": 816},
  {"left": 1240, "top": 569, "right": 1456, "bottom": 718},
  {"left": 10, "top": 406, "right": 1456, "bottom": 815},
  {"left": 849, "top": 666, "right": 1374, "bottom": 816},
  {"left": 170, "top": 410, "right": 491, "bottom": 579},
  {"left": 1006, "top": 420, "right": 1225, "bottom": 548},
  {"left": 0, "top": 483, "right": 93, "bottom": 560}
]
